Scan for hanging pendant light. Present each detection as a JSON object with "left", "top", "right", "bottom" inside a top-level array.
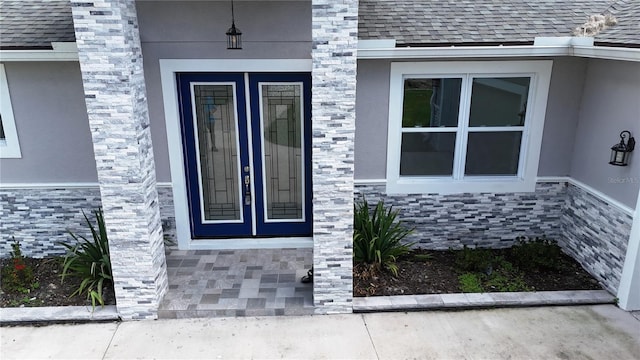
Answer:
[{"left": 226, "top": 0, "right": 242, "bottom": 50}]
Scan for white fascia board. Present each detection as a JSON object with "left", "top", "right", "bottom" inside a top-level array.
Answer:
[
  {"left": 534, "top": 36, "right": 594, "bottom": 47},
  {"left": 357, "top": 44, "right": 640, "bottom": 62},
  {"left": 358, "top": 39, "right": 397, "bottom": 49},
  {"left": 572, "top": 46, "right": 640, "bottom": 62},
  {"left": 0, "top": 42, "right": 79, "bottom": 62},
  {"left": 358, "top": 45, "right": 570, "bottom": 59}
]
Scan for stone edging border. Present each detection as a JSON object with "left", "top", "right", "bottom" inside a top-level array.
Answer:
[
  {"left": 0, "top": 290, "right": 616, "bottom": 322},
  {"left": 0, "top": 305, "right": 119, "bottom": 324},
  {"left": 353, "top": 290, "right": 615, "bottom": 312}
]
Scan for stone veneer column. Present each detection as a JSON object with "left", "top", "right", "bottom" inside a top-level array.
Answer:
[
  {"left": 311, "top": 0, "right": 358, "bottom": 314},
  {"left": 70, "top": 0, "right": 168, "bottom": 320}
]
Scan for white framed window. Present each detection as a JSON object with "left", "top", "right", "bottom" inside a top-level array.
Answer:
[
  {"left": 0, "top": 64, "right": 21, "bottom": 158},
  {"left": 386, "top": 61, "right": 552, "bottom": 194}
]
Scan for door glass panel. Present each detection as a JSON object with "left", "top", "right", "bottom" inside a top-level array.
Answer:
[
  {"left": 260, "top": 84, "right": 304, "bottom": 220},
  {"left": 193, "top": 84, "right": 241, "bottom": 221}
]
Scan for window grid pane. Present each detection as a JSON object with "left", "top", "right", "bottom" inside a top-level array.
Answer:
[
  {"left": 402, "top": 78, "right": 462, "bottom": 128},
  {"left": 400, "top": 132, "right": 456, "bottom": 176},
  {"left": 469, "top": 77, "right": 530, "bottom": 127},
  {"left": 464, "top": 131, "right": 523, "bottom": 176}
]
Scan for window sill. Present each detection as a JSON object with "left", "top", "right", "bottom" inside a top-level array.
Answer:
[
  {"left": 386, "top": 177, "right": 537, "bottom": 195},
  {"left": 0, "top": 142, "right": 22, "bottom": 159}
]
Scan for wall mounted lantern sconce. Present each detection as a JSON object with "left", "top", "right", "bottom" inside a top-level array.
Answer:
[
  {"left": 609, "top": 130, "right": 635, "bottom": 166},
  {"left": 226, "top": 0, "right": 242, "bottom": 49}
]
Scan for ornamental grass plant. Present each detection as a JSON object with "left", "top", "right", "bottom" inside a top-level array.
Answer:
[
  {"left": 59, "top": 208, "right": 113, "bottom": 308},
  {"left": 353, "top": 199, "right": 414, "bottom": 276}
]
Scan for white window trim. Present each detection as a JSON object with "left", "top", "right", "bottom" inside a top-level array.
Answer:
[
  {"left": 0, "top": 64, "right": 21, "bottom": 158},
  {"left": 386, "top": 60, "right": 552, "bottom": 195}
]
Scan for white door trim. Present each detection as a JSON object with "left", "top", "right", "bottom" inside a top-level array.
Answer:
[{"left": 159, "top": 59, "right": 312, "bottom": 250}]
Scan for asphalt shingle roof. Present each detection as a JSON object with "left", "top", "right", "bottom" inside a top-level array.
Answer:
[
  {"left": 359, "top": 0, "right": 640, "bottom": 47},
  {"left": 0, "top": 0, "right": 75, "bottom": 49},
  {"left": 595, "top": 0, "right": 640, "bottom": 45},
  {"left": 0, "top": 1, "right": 638, "bottom": 50}
]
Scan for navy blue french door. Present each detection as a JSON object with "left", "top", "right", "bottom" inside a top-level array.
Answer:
[{"left": 177, "top": 72, "right": 312, "bottom": 239}]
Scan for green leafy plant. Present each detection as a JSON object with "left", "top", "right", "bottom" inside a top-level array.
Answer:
[
  {"left": 353, "top": 199, "right": 414, "bottom": 276},
  {"left": 459, "top": 273, "right": 484, "bottom": 293},
  {"left": 454, "top": 246, "right": 534, "bottom": 293},
  {"left": 9, "top": 296, "right": 43, "bottom": 307},
  {"left": 510, "top": 236, "right": 562, "bottom": 271},
  {"left": 413, "top": 253, "right": 433, "bottom": 262},
  {"left": 485, "top": 270, "right": 530, "bottom": 292},
  {"left": 455, "top": 246, "right": 496, "bottom": 274},
  {"left": 60, "top": 209, "right": 113, "bottom": 308},
  {"left": 1, "top": 238, "right": 35, "bottom": 293},
  {"left": 459, "top": 267, "right": 530, "bottom": 293}
]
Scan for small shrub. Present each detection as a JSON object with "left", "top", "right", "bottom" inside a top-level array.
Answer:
[
  {"left": 455, "top": 246, "right": 495, "bottom": 274},
  {"left": 459, "top": 273, "right": 484, "bottom": 293},
  {"left": 1, "top": 238, "right": 35, "bottom": 293},
  {"left": 455, "top": 246, "right": 534, "bottom": 293},
  {"left": 60, "top": 209, "right": 113, "bottom": 308},
  {"left": 9, "top": 296, "right": 43, "bottom": 307},
  {"left": 486, "top": 270, "right": 530, "bottom": 292},
  {"left": 413, "top": 253, "right": 433, "bottom": 262},
  {"left": 510, "top": 236, "right": 562, "bottom": 271},
  {"left": 353, "top": 199, "right": 414, "bottom": 276}
]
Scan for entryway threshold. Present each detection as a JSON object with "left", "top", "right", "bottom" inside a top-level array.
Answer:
[
  {"left": 0, "top": 305, "right": 119, "bottom": 324},
  {"left": 353, "top": 290, "right": 615, "bottom": 312}
]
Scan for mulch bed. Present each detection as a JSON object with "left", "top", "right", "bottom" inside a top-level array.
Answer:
[
  {"left": 0, "top": 257, "right": 116, "bottom": 308},
  {"left": 354, "top": 248, "right": 603, "bottom": 297},
  {"left": 2, "top": 249, "right": 603, "bottom": 306}
]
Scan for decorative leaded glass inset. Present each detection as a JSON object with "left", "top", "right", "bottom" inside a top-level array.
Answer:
[
  {"left": 193, "top": 84, "right": 241, "bottom": 222},
  {"left": 260, "top": 84, "right": 304, "bottom": 220}
]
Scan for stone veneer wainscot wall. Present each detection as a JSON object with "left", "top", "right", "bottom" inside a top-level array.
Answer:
[
  {"left": 70, "top": 0, "right": 167, "bottom": 320},
  {"left": 0, "top": 187, "right": 102, "bottom": 257},
  {"left": 355, "top": 179, "right": 634, "bottom": 294},
  {"left": 0, "top": 185, "right": 176, "bottom": 258},
  {"left": 311, "top": 0, "right": 359, "bottom": 314},
  {"left": 2, "top": 180, "right": 634, "bottom": 301},
  {"left": 355, "top": 181, "right": 566, "bottom": 249},
  {"left": 561, "top": 182, "right": 633, "bottom": 293}
]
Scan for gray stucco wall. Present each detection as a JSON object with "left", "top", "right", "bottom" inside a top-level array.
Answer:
[
  {"left": 353, "top": 57, "right": 586, "bottom": 180},
  {"left": 0, "top": 62, "right": 98, "bottom": 183},
  {"left": 354, "top": 59, "right": 390, "bottom": 179},
  {"left": 136, "top": 0, "right": 312, "bottom": 182},
  {"left": 570, "top": 59, "right": 640, "bottom": 208},
  {"left": 537, "top": 57, "right": 587, "bottom": 177}
]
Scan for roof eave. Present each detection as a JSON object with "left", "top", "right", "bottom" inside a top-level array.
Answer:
[
  {"left": 395, "top": 41, "right": 535, "bottom": 48},
  {"left": 0, "top": 42, "right": 79, "bottom": 62},
  {"left": 357, "top": 43, "right": 640, "bottom": 62}
]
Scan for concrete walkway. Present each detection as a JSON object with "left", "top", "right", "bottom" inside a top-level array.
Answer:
[{"left": 2, "top": 305, "right": 639, "bottom": 359}]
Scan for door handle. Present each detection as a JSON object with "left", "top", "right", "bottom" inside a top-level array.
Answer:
[{"left": 244, "top": 174, "right": 251, "bottom": 205}]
